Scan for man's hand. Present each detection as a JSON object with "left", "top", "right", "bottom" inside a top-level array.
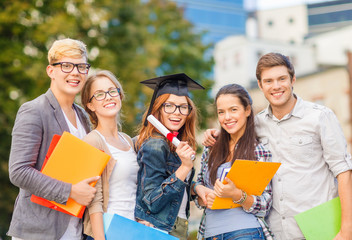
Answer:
[
  {"left": 202, "top": 129, "right": 219, "bottom": 147},
  {"left": 333, "top": 230, "right": 352, "bottom": 240},
  {"left": 70, "top": 176, "right": 100, "bottom": 206}
]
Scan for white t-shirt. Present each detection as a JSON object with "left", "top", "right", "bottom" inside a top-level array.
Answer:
[
  {"left": 177, "top": 170, "right": 192, "bottom": 219},
  {"left": 60, "top": 108, "right": 86, "bottom": 240},
  {"left": 95, "top": 130, "right": 138, "bottom": 220}
]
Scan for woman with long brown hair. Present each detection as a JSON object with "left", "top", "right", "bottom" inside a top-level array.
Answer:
[
  {"left": 135, "top": 73, "right": 203, "bottom": 240},
  {"left": 194, "top": 84, "right": 274, "bottom": 240}
]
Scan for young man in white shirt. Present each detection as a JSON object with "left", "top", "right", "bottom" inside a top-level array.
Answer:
[{"left": 203, "top": 52, "right": 352, "bottom": 240}]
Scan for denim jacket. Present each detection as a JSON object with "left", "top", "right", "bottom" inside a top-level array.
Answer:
[{"left": 135, "top": 135, "right": 195, "bottom": 232}]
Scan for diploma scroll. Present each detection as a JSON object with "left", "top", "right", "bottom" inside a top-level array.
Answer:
[{"left": 147, "top": 115, "right": 195, "bottom": 160}]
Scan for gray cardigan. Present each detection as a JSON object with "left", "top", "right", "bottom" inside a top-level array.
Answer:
[{"left": 8, "top": 89, "right": 90, "bottom": 239}]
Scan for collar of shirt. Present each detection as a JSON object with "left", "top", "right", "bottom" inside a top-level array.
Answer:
[{"left": 264, "top": 94, "right": 304, "bottom": 121}]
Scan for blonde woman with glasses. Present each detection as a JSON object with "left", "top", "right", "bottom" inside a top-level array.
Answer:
[{"left": 81, "top": 70, "right": 149, "bottom": 240}]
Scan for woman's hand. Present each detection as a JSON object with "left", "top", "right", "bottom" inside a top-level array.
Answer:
[
  {"left": 214, "top": 177, "right": 242, "bottom": 200},
  {"left": 137, "top": 219, "right": 154, "bottom": 228},
  {"left": 206, "top": 192, "right": 216, "bottom": 209},
  {"left": 196, "top": 185, "right": 213, "bottom": 207},
  {"left": 176, "top": 141, "right": 195, "bottom": 169},
  {"left": 175, "top": 141, "right": 195, "bottom": 181}
]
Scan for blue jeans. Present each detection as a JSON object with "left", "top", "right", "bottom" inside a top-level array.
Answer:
[{"left": 205, "top": 227, "right": 265, "bottom": 240}]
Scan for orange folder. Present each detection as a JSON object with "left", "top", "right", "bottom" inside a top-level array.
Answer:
[
  {"left": 211, "top": 159, "right": 281, "bottom": 210},
  {"left": 31, "top": 131, "right": 110, "bottom": 218}
]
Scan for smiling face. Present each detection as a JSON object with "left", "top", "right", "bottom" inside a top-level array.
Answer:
[
  {"left": 47, "top": 56, "right": 88, "bottom": 98},
  {"left": 87, "top": 76, "right": 121, "bottom": 121},
  {"left": 258, "top": 65, "right": 296, "bottom": 115},
  {"left": 216, "top": 94, "right": 250, "bottom": 138},
  {"left": 160, "top": 94, "right": 188, "bottom": 132}
]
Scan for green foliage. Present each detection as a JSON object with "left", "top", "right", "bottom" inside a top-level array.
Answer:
[{"left": 0, "top": 0, "right": 213, "bottom": 238}]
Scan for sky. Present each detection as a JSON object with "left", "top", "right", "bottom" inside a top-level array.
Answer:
[{"left": 245, "top": 0, "right": 335, "bottom": 10}]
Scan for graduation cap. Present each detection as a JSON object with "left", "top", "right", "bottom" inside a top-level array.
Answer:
[{"left": 141, "top": 73, "right": 204, "bottom": 126}]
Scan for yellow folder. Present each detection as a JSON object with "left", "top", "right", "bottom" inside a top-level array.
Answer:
[
  {"left": 31, "top": 131, "right": 110, "bottom": 218},
  {"left": 211, "top": 159, "right": 281, "bottom": 210}
]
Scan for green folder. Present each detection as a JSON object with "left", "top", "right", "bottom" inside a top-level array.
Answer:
[{"left": 294, "top": 197, "right": 341, "bottom": 240}]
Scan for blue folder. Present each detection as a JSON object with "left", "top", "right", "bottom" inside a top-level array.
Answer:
[{"left": 103, "top": 213, "right": 179, "bottom": 240}]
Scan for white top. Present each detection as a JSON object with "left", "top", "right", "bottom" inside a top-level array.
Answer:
[
  {"left": 177, "top": 170, "right": 191, "bottom": 219},
  {"left": 60, "top": 108, "right": 87, "bottom": 240},
  {"left": 95, "top": 130, "right": 138, "bottom": 220},
  {"left": 255, "top": 96, "right": 352, "bottom": 240}
]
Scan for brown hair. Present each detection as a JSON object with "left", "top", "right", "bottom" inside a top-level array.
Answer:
[
  {"left": 48, "top": 38, "right": 88, "bottom": 64},
  {"left": 136, "top": 94, "right": 197, "bottom": 152},
  {"left": 81, "top": 70, "right": 125, "bottom": 129},
  {"left": 208, "top": 84, "right": 257, "bottom": 185},
  {"left": 256, "top": 52, "right": 295, "bottom": 82}
]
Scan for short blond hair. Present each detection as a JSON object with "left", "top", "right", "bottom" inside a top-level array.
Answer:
[{"left": 47, "top": 38, "right": 88, "bottom": 64}]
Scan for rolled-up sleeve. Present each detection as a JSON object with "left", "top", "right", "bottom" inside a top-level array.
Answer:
[{"left": 320, "top": 108, "right": 352, "bottom": 177}]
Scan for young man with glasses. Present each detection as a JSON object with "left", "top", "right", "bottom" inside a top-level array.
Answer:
[{"left": 8, "top": 38, "right": 99, "bottom": 240}]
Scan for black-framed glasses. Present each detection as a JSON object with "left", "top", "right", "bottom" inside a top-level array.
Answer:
[
  {"left": 52, "top": 62, "right": 91, "bottom": 74},
  {"left": 89, "top": 88, "right": 121, "bottom": 102},
  {"left": 162, "top": 103, "right": 192, "bottom": 116}
]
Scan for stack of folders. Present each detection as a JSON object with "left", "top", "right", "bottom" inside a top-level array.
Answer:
[
  {"left": 31, "top": 131, "right": 110, "bottom": 218},
  {"left": 103, "top": 213, "right": 179, "bottom": 240},
  {"left": 212, "top": 159, "right": 281, "bottom": 210}
]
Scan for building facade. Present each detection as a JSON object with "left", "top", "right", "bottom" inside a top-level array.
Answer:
[
  {"left": 308, "top": 0, "right": 352, "bottom": 36},
  {"left": 170, "top": 0, "right": 246, "bottom": 43}
]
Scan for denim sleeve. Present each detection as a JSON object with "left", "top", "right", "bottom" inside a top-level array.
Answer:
[{"left": 139, "top": 138, "right": 186, "bottom": 213}]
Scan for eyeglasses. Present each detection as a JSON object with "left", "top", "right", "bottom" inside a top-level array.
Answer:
[
  {"left": 89, "top": 88, "right": 121, "bottom": 102},
  {"left": 52, "top": 62, "right": 91, "bottom": 74},
  {"left": 162, "top": 103, "right": 192, "bottom": 116}
]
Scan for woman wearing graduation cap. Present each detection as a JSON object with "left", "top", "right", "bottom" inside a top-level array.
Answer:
[{"left": 135, "top": 73, "right": 204, "bottom": 240}]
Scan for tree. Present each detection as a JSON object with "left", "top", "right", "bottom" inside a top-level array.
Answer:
[{"left": 0, "top": 0, "right": 213, "bottom": 238}]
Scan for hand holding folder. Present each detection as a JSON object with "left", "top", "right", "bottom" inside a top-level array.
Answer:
[
  {"left": 31, "top": 132, "right": 110, "bottom": 218},
  {"left": 211, "top": 159, "right": 281, "bottom": 210}
]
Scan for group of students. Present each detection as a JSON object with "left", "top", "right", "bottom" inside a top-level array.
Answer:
[{"left": 7, "top": 37, "right": 352, "bottom": 240}]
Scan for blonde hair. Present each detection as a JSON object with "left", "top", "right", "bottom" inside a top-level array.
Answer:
[
  {"left": 48, "top": 38, "right": 88, "bottom": 64},
  {"left": 81, "top": 70, "right": 125, "bottom": 129}
]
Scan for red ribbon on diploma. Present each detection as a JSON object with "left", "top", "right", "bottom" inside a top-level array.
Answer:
[{"left": 166, "top": 132, "right": 178, "bottom": 142}]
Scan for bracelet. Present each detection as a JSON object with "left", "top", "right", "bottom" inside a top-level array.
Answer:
[
  {"left": 233, "top": 190, "right": 247, "bottom": 205},
  {"left": 192, "top": 182, "right": 201, "bottom": 195}
]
